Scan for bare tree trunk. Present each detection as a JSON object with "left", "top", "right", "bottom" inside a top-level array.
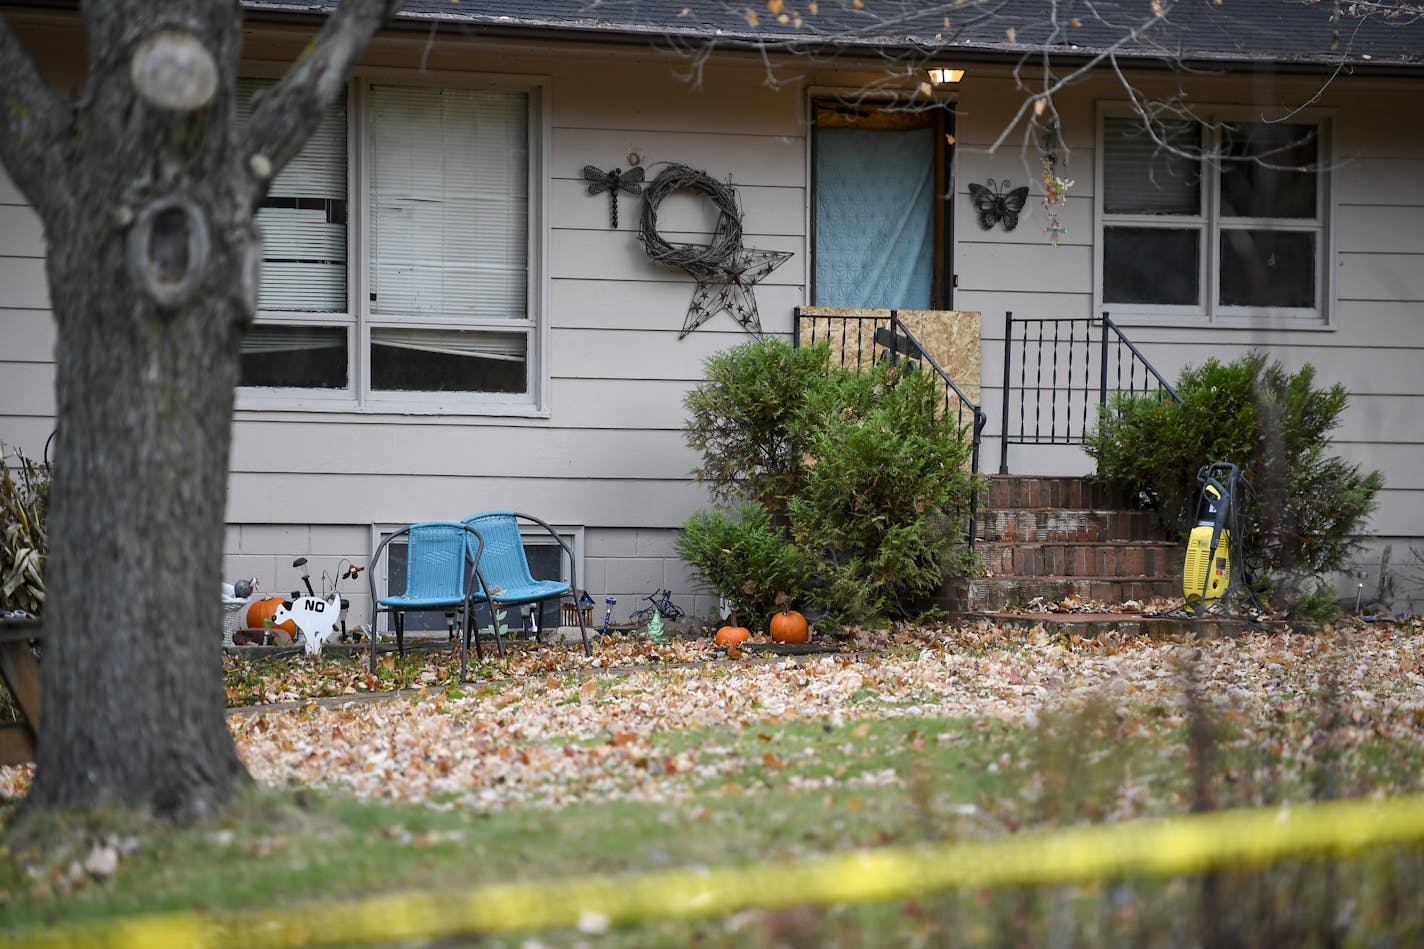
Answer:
[
  {"left": 34, "top": 3, "right": 253, "bottom": 820},
  {"left": 0, "top": 0, "right": 399, "bottom": 825}
]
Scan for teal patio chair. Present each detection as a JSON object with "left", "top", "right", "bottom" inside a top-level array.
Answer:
[
  {"left": 368, "top": 521, "right": 484, "bottom": 676},
  {"left": 461, "top": 511, "right": 591, "bottom": 680}
]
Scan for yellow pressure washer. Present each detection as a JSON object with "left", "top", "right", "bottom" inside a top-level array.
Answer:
[{"left": 1183, "top": 461, "right": 1244, "bottom": 614}]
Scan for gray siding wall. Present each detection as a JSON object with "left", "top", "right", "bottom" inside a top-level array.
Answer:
[
  {"left": 241, "top": 37, "right": 807, "bottom": 625},
  {"left": 2, "top": 16, "right": 1421, "bottom": 618},
  {"left": 953, "top": 73, "right": 1424, "bottom": 605},
  {"left": 0, "top": 21, "right": 809, "bottom": 628}
]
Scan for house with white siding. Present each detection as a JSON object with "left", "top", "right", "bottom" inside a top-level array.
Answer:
[{"left": 2, "top": 0, "right": 1422, "bottom": 625}]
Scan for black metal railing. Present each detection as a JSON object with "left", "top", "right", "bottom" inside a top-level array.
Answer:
[
  {"left": 998, "top": 311, "right": 1181, "bottom": 474},
  {"left": 794, "top": 307, "right": 988, "bottom": 547}
]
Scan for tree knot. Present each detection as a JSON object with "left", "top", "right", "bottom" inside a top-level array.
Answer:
[{"left": 126, "top": 192, "right": 211, "bottom": 311}]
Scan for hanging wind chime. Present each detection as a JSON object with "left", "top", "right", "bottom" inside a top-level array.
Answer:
[{"left": 1039, "top": 121, "right": 1074, "bottom": 246}]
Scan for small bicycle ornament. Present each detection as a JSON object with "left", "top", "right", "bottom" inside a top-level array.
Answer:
[{"left": 628, "top": 589, "right": 685, "bottom": 624}]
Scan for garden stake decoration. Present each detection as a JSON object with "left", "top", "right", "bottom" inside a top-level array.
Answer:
[
  {"left": 582, "top": 164, "right": 645, "bottom": 229},
  {"left": 602, "top": 596, "right": 616, "bottom": 637},
  {"left": 637, "top": 163, "right": 791, "bottom": 339},
  {"left": 269, "top": 594, "right": 342, "bottom": 656}
]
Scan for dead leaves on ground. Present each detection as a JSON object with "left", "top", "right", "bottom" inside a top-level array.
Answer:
[
  {"left": 230, "top": 621, "right": 1424, "bottom": 811},
  {"left": 3, "top": 622, "right": 1423, "bottom": 815}
]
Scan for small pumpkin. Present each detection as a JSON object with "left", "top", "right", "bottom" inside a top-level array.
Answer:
[
  {"left": 769, "top": 607, "right": 809, "bottom": 644},
  {"left": 715, "top": 623, "right": 750, "bottom": 646},
  {"left": 246, "top": 596, "right": 296, "bottom": 633},
  {"left": 715, "top": 610, "right": 751, "bottom": 646}
]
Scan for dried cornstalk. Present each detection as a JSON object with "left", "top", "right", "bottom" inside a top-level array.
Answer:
[{"left": 0, "top": 448, "right": 48, "bottom": 615}]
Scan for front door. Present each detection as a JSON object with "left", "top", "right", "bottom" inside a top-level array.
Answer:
[{"left": 812, "top": 99, "right": 954, "bottom": 309}]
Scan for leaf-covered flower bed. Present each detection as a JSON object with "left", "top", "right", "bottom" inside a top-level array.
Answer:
[
  {"left": 4, "top": 620, "right": 1422, "bottom": 817},
  {"left": 212, "top": 619, "right": 1424, "bottom": 812}
]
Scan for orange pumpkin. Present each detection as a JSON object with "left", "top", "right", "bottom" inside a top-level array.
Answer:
[
  {"left": 715, "top": 624, "right": 750, "bottom": 646},
  {"left": 246, "top": 596, "right": 296, "bottom": 633},
  {"left": 769, "top": 609, "right": 809, "bottom": 643}
]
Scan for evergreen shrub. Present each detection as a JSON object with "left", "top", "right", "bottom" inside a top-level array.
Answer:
[
  {"left": 1085, "top": 352, "right": 1383, "bottom": 611},
  {"left": 678, "top": 339, "right": 979, "bottom": 629}
]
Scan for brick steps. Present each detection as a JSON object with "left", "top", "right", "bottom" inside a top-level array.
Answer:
[
  {"left": 978, "top": 509, "right": 1160, "bottom": 544},
  {"left": 978, "top": 540, "right": 1181, "bottom": 579},
  {"left": 968, "top": 577, "right": 1180, "bottom": 609},
  {"left": 983, "top": 475, "right": 1139, "bottom": 511},
  {"left": 965, "top": 475, "right": 1180, "bottom": 611}
]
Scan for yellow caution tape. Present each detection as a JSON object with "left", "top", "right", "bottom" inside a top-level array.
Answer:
[{"left": 12, "top": 792, "right": 1424, "bottom": 949}]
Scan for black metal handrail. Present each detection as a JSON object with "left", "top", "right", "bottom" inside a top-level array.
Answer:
[
  {"left": 794, "top": 307, "right": 988, "bottom": 547},
  {"left": 998, "top": 311, "right": 1181, "bottom": 474}
]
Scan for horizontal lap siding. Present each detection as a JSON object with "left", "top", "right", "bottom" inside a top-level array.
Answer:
[
  {"left": 956, "top": 73, "right": 1424, "bottom": 592},
  {"left": 224, "top": 42, "right": 808, "bottom": 618},
  {"left": 0, "top": 24, "right": 813, "bottom": 621},
  {"left": 0, "top": 18, "right": 80, "bottom": 458},
  {"left": 225, "top": 472, "right": 709, "bottom": 528},
  {"left": 0, "top": 204, "right": 44, "bottom": 258},
  {"left": 232, "top": 421, "right": 700, "bottom": 480},
  {"left": 6, "top": 21, "right": 1422, "bottom": 605}
]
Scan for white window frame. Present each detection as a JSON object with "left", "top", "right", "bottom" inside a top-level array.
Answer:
[
  {"left": 237, "top": 69, "right": 552, "bottom": 417},
  {"left": 235, "top": 73, "right": 358, "bottom": 407},
  {"left": 1093, "top": 102, "right": 1335, "bottom": 330}
]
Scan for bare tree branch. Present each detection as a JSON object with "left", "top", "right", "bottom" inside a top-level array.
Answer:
[
  {"left": 0, "top": 14, "right": 71, "bottom": 215},
  {"left": 242, "top": 0, "right": 403, "bottom": 198},
  {"left": 986, "top": 1, "right": 1177, "bottom": 156}
]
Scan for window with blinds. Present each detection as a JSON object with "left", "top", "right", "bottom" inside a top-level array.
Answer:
[
  {"left": 1100, "top": 117, "right": 1205, "bottom": 312},
  {"left": 237, "top": 78, "right": 351, "bottom": 390},
  {"left": 235, "top": 76, "right": 544, "bottom": 407},
  {"left": 368, "top": 85, "right": 532, "bottom": 395},
  {"left": 1098, "top": 110, "right": 1329, "bottom": 324},
  {"left": 238, "top": 78, "right": 349, "bottom": 313}
]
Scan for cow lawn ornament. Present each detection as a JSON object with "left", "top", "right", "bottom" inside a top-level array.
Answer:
[{"left": 270, "top": 594, "right": 342, "bottom": 655}]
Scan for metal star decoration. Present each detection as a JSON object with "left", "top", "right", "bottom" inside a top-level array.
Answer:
[{"left": 680, "top": 245, "right": 793, "bottom": 338}]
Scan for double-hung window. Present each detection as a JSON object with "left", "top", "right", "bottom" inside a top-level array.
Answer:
[
  {"left": 237, "top": 76, "right": 548, "bottom": 412},
  {"left": 1096, "top": 106, "right": 1332, "bottom": 326}
]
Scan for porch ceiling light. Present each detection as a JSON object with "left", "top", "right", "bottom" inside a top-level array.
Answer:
[{"left": 927, "top": 66, "right": 965, "bottom": 85}]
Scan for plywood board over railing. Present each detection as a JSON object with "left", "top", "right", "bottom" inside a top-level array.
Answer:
[
  {"left": 895, "top": 309, "right": 982, "bottom": 406},
  {"left": 797, "top": 306, "right": 985, "bottom": 424},
  {"left": 795, "top": 307, "right": 982, "bottom": 408}
]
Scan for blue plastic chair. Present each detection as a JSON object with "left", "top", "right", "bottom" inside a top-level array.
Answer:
[
  {"left": 461, "top": 511, "right": 591, "bottom": 679},
  {"left": 367, "top": 521, "right": 484, "bottom": 675}
]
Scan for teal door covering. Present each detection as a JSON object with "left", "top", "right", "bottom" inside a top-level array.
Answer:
[{"left": 815, "top": 124, "right": 935, "bottom": 309}]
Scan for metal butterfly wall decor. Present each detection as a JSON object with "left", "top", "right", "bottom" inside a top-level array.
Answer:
[
  {"left": 582, "top": 165, "right": 645, "bottom": 229},
  {"left": 967, "top": 178, "right": 1030, "bottom": 232}
]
